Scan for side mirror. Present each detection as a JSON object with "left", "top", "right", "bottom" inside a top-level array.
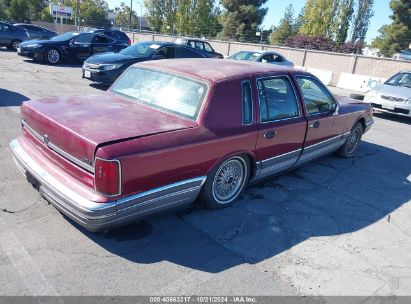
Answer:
[
  {"left": 331, "top": 103, "right": 340, "bottom": 116},
  {"left": 261, "top": 59, "right": 268, "bottom": 63}
]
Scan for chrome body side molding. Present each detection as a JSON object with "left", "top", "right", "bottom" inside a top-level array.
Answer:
[
  {"left": 10, "top": 138, "right": 206, "bottom": 232},
  {"left": 252, "top": 149, "right": 302, "bottom": 181},
  {"left": 253, "top": 133, "right": 350, "bottom": 181},
  {"left": 293, "top": 134, "right": 347, "bottom": 167}
]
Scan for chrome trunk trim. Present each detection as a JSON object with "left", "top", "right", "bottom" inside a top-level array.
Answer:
[{"left": 22, "top": 119, "right": 94, "bottom": 172}]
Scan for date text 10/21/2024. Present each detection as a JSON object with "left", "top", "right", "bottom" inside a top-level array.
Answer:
[{"left": 149, "top": 297, "right": 257, "bottom": 303}]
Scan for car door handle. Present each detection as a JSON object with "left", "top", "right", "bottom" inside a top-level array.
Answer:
[
  {"left": 264, "top": 130, "right": 277, "bottom": 139},
  {"left": 310, "top": 120, "right": 320, "bottom": 128}
]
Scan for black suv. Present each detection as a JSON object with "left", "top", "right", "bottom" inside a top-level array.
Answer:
[
  {"left": 0, "top": 22, "right": 29, "bottom": 50},
  {"left": 173, "top": 37, "right": 223, "bottom": 58},
  {"left": 88, "top": 29, "right": 131, "bottom": 45}
]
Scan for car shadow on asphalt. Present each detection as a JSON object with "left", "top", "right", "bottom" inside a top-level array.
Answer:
[
  {"left": 89, "top": 83, "right": 110, "bottom": 91},
  {"left": 373, "top": 112, "right": 411, "bottom": 125},
  {"left": 22, "top": 59, "right": 83, "bottom": 68},
  {"left": 78, "top": 141, "right": 411, "bottom": 273},
  {"left": 0, "top": 88, "right": 29, "bottom": 106},
  {"left": 0, "top": 48, "right": 16, "bottom": 53}
]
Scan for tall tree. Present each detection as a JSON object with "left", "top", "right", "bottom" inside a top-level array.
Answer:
[
  {"left": 174, "top": 0, "right": 191, "bottom": 35},
  {"left": 372, "top": 0, "right": 410, "bottom": 57},
  {"left": 65, "top": 0, "right": 111, "bottom": 28},
  {"left": 350, "top": 0, "right": 374, "bottom": 43},
  {"left": 115, "top": 2, "right": 138, "bottom": 30},
  {"left": 160, "top": 0, "right": 177, "bottom": 34},
  {"left": 144, "top": 0, "right": 165, "bottom": 32},
  {"left": 220, "top": 0, "right": 268, "bottom": 41},
  {"left": 145, "top": 0, "right": 221, "bottom": 37},
  {"left": 7, "top": 0, "right": 30, "bottom": 22},
  {"left": 299, "top": 0, "right": 339, "bottom": 38},
  {"left": 270, "top": 4, "right": 297, "bottom": 45},
  {"left": 334, "top": 0, "right": 355, "bottom": 44},
  {"left": 190, "top": 0, "right": 221, "bottom": 37}
]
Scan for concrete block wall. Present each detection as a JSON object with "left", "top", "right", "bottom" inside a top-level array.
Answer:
[{"left": 125, "top": 31, "right": 410, "bottom": 86}]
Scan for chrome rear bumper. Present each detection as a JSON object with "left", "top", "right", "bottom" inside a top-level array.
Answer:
[{"left": 10, "top": 138, "right": 206, "bottom": 232}]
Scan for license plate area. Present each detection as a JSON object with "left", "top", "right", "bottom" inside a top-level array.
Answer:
[
  {"left": 17, "top": 48, "right": 21, "bottom": 53},
  {"left": 382, "top": 103, "right": 395, "bottom": 110},
  {"left": 26, "top": 171, "right": 40, "bottom": 190},
  {"left": 84, "top": 70, "right": 91, "bottom": 78}
]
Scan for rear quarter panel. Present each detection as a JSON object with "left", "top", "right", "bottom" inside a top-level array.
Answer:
[{"left": 335, "top": 95, "right": 373, "bottom": 132}]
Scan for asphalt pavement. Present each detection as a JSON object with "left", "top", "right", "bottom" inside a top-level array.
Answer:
[{"left": 1, "top": 50, "right": 411, "bottom": 296}]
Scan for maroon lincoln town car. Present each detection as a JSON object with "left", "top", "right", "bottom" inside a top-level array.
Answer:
[{"left": 10, "top": 59, "right": 374, "bottom": 231}]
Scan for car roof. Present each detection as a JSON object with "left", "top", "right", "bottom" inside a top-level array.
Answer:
[
  {"left": 234, "top": 50, "right": 284, "bottom": 56},
  {"left": 14, "top": 23, "right": 49, "bottom": 30},
  {"left": 137, "top": 58, "right": 294, "bottom": 83}
]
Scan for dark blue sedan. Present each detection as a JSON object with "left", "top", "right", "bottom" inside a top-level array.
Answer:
[
  {"left": 17, "top": 32, "right": 129, "bottom": 65},
  {"left": 82, "top": 41, "right": 211, "bottom": 84}
]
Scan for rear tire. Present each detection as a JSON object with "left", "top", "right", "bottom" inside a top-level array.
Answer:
[
  {"left": 9, "top": 40, "right": 21, "bottom": 51},
  {"left": 200, "top": 155, "right": 249, "bottom": 209},
  {"left": 44, "top": 48, "right": 61, "bottom": 65},
  {"left": 337, "top": 122, "right": 363, "bottom": 158}
]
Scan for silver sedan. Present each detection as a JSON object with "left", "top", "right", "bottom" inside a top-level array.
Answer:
[
  {"left": 227, "top": 50, "right": 294, "bottom": 67},
  {"left": 364, "top": 71, "right": 411, "bottom": 117}
]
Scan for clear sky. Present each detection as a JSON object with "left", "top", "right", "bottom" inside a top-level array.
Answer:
[{"left": 105, "top": 0, "right": 392, "bottom": 43}]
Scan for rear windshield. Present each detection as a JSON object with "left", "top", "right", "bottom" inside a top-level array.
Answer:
[
  {"left": 229, "top": 51, "right": 261, "bottom": 61},
  {"left": 51, "top": 32, "right": 79, "bottom": 41},
  {"left": 110, "top": 67, "right": 207, "bottom": 120},
  {"left": 118, "top": 42, "right": 159, "bottom": 57}
]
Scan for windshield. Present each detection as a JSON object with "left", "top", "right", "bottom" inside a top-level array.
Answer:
[
  {"left": 119, "top": 42, "right": 160, "bottom": 57},
  {"left": 51, "top": 32, "right": 79, "bottom": 41},
  {"left": 229, "top": 51, "right": 261, "bottom": 61},
  {"left": 385, "top": 72, "right": 411, "bottom": 88},
  {"left": 111, "top": 67, "right": 207, "bottom": 120}
]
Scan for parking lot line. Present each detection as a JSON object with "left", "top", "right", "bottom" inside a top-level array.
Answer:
[{"left": 0, "top": 218, "right": 59, "bottom": 296}]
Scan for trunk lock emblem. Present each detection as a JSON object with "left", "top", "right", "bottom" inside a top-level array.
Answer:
[{"left": 43, "top": 134, "right": 49, "bottom": 147}]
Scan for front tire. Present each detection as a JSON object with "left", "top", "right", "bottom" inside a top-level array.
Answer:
[
  {"left": 44, "top": 48, "right": 61, "bottom": 65},
  {"left": 201, "top": 156, "right": 249, "bottom": 209},
  {"left": 337, "top": 122, "right": 363, "bottom": 158}
]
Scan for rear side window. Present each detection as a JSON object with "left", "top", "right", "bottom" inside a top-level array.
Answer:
[
  {"left": 104, "top": 31, "right": 119, "bottom": 40},
  {"left": 93, "top": 35, "right": 112, "bottom": 43},
  {"left": 175, "top": 47, "right": 204, "bottom": 58},
  {"left": 204, "top": 42, "right": 213, "bottom": 52},
  {"left": 257, "top": 76, "right": 299, "bottom": 122},
  {"left": 115, "top": 31, "right": 129, "bottom": 40},
  {"left": 73, "top": 34, "right": 94, "bottom": 44},
  {"left": 242, "top": 81, "right": 253, "bottom": 124}
]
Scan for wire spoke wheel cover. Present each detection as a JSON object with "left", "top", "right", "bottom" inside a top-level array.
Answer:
[
  {"left": 212, "top": 157, "right": 247, "bottom": 204},
  {"left": 347, "top": 127, "right": 361, "bottom": 154},
  {"left": 47, "top": 49, "right": 60, "bottom": 64}
]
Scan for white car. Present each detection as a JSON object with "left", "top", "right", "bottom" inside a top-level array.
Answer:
[
  {"left": 364, "top": 71, "right": 411, "bottom": 117},
  {"left": 227, "top": 50, "right": 294, "bottom": 68}
]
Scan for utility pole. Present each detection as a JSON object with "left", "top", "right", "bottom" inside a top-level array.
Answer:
[
  {"left": 76, "top": 0, "right": 80, "bottom": 30},
  {"left": 129, "top": 0, "right": 133, "bottom": 31},
  {"left": 136, "top": 1, "right": 142, "bottom": 33}
]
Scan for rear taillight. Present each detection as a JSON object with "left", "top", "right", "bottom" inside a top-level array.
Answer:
[
  {"left": 128, "top": 39, "right": 131, "bottom": 45},
  {"left": 94, "top": 158, "right": 121, "bottom": 196}
]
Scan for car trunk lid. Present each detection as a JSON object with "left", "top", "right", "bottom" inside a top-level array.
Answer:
[{"left": 21, "top": 92, "right": 197, "bottom": 171}]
